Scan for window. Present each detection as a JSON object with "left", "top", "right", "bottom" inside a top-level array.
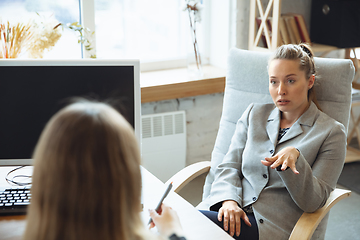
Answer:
[
  {"left": 0, "top": 0, "right": 210, "bottom": 70},
  {"left": 94, "top": 0, "right": 189, "bottom": 62},
  {"left": 0, "top": 0, "right": 81, "bottom": 59},
  {"left": 92, "top": 0, "right": 209, "bottom": 70}
]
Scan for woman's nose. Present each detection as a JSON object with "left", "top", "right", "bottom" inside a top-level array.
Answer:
[{"left": 278, "top": 83, "right": 286, "bottom": 95}]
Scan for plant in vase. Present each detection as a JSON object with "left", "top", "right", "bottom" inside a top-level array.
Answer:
[
  {"left": 27, "top": 14, "right": 63, "bottom": 59},
  {"left": 0, "top": 21, "right": 33, "bottom": 58},
  {"left": 183, "top": 0, "right": 203, "bottom": 77},
  {"left": 0, "top": 14, "right": 95, "bottom": 59},
  {"left": 0, "top": 16, "right": 62, "bottom": 59}
]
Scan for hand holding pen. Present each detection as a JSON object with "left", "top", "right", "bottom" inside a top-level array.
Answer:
[
  {"left": 148, "top": 203, "right": 184, "bottom": 238},
  {"left": 148, "top": 181, "right": 173, "bottom": 225},
  {"left": 148, "top": 181, "right": 185, "bottom": 238}
]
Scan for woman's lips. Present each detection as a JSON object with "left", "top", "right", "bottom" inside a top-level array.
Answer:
[{"left": 277, "top": 99, "right": 290, "bottom": 105}]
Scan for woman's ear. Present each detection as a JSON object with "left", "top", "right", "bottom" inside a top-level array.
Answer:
[{"left": 308, "top": 75, "right": 315, "bottom": 89}]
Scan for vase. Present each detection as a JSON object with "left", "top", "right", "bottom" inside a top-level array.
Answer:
[
  {"left": 187, "top": 24, "right": 203, "bottom": 78},
  {"left": 187, "top": 42, "right": 203, "bottom": 78}
]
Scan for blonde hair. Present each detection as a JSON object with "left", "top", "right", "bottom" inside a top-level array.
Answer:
[
  {"left": 270, "top": 43, "right": 321, "bottom": 110},
  {"left": 24, "top": 100, "right": 155, "bottom": 240}
]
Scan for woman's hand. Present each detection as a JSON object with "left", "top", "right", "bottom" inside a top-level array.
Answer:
[
  {"left": 261, "top": 146, "right": 300, "bottom": 174},
  {"left": 149, "top": 203, "right": 184, "bottom": 238},
  {"left": 218, "top": 200, "right": 251, "bottom": 237}
]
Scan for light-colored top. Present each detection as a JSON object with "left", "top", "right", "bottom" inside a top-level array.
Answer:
[{"left": 203, "top": 102, "right": 346, "bottom": 240}]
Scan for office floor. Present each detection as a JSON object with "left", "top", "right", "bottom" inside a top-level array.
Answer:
[{"left": 178, "top": 173, "right": 360, "bottom": 240}]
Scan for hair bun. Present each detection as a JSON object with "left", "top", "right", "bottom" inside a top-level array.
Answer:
[{"left": 299, "top": 43, "right": 313, "bottom": 58}]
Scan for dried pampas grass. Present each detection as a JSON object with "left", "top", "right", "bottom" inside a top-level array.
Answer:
[
  {"left": 0, "top": 21, "right": 34, "bottom": 58},
  {"left": 0, "top": 17, "right": 62, "bottom": 59}
]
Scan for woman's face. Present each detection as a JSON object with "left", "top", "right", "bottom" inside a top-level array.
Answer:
[{"left": 268, "top": 59, "right": 314, "bottom": 118}]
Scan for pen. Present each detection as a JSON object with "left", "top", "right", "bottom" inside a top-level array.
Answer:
[{"left": 148, "top": 181, "right": 173, "bottom": 225}]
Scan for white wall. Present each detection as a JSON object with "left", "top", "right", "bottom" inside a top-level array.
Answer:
[
  {"left": 142, "top": 93, "right": 224, "bottom": 166},
  {"left": 207, "top": 0, "right": 235, "bottom": 69}
]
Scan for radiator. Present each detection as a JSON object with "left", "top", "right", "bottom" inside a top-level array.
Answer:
[{"left": 141, "top": 111, "right": 186, "bottom": 182}]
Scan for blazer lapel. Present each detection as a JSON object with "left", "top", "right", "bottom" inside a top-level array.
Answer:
[
  {"left": 266, "top": 107, "right": 281, "bottom": 146},
  {"left": 278, "top": 102, "right": 318, "bottom": 144},
  {"left": 278, "top": 123, "right": 303, "bottom": 144}
]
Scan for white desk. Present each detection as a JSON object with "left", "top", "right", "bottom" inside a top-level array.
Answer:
[{"left": 0, "top": 166, "right": 232, "bottom": 240}]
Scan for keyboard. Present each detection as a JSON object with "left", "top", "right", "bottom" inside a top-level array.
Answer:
[{"left": 0, "top": 187, "right": 31, "bottom": 216}]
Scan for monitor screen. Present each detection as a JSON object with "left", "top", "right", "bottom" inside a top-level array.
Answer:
[{"left": 0, "top": 59, "right": 140, "bottom": 166}]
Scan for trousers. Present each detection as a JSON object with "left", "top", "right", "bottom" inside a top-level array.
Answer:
[{"left": 199, "top": 210, "right": 259, "bottom": 240}]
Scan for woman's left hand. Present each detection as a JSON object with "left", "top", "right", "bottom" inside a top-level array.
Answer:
[{"left": 261, "top": 146, "right": 300, "bottom": 174}]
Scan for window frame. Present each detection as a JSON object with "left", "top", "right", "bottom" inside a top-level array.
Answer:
[{"left": 80, "top": 0, "right": 96, "bottom": 59}]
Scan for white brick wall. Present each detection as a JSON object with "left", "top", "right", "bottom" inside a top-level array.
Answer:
[{"left": 141, "top": 93, "right": 224, "bottom": 166}]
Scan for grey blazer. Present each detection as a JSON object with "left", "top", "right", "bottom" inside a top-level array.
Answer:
[{"left": 203, "top": 102, "right": 346, "bottom": 240}]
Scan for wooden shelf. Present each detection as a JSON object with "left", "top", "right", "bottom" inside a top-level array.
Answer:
[
  {"left": 345, "top": 146, "right": 360, "bottom": 163},
  {"left": 140, "top": 65, "right": 226, "bottom": 103},
  {"left": 248, "top": 0, "right": 340, "bottom": 55}
]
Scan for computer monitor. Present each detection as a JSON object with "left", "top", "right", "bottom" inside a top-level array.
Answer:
[{"left": 0, "top": 59, "right": 140, "bottom": 166}]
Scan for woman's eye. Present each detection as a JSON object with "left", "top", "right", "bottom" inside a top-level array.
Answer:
[
  {"left": 270, "top": 80, "right": 277, "bottom": 85},
  {"left": 288, "top": 79, "right": 295, "bottom": 83}
]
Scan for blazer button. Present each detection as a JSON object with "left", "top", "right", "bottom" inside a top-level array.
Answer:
[
  {"left": 259, "top": 219, "right": 264, "bottom": 224},
  {"left": 269, "top": 150, "right": 274, "bottom": 154},
  {"left": 263, "top": 174, "right": 267, "bottom": 179},
  {"left": 252, "top": 197, "right": 257, "bottom": 201}
]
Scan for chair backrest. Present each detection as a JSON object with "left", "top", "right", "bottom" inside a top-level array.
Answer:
[{"left": 202, "top": 47, "right": 355, "bottom": 199}]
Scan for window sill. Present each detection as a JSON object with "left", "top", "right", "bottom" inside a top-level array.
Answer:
[{"left": 140, "top": 65, "right": 226, "bottom": 103}]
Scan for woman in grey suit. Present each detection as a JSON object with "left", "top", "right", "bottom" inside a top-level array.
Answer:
[{"left": 201, "top": 44, "right": 346, "bottom": 240}]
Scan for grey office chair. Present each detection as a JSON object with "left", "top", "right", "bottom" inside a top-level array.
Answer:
[{"left": 167, "top": 48, "right": 354, "bottom": 240}]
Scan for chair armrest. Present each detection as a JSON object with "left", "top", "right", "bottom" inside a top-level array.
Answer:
[
  {"left": 165, "top": 161, "right": 211, "bottom": 193},
  {"left": 289, "top": 188, "right": 351, "bottom": 240}
]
